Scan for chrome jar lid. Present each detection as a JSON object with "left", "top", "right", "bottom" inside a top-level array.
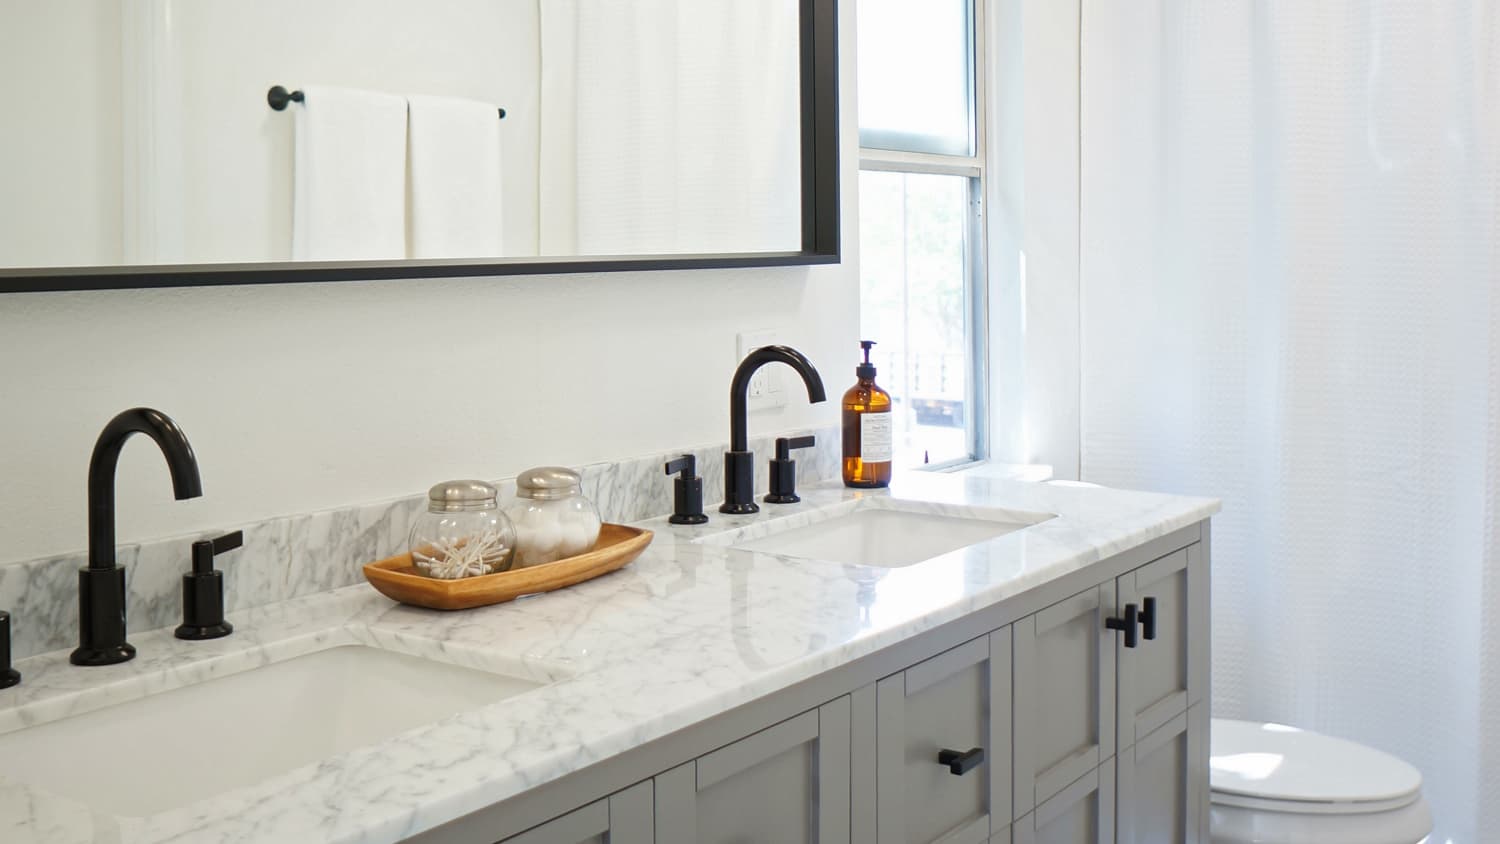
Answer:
[
  {"left": 426, "top": 480, "right": 499, "bottom": 512},
  {"left": 515, "top": 466, "right": 583, "bottom": 500}
]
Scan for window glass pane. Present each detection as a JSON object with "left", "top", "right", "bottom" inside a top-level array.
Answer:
[
  {"left": 857, "top": 0, "right": 974, "bottom": 156},
  {"left": 858, "top": 170, "right": 972, "bottom": 467}
]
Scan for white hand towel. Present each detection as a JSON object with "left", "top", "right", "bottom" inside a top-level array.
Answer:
[
  {"left": 292, "top": 85, "right": 407, "bottom": 261},
  {"left": 407, "top": 94, "right": 504, "bottom": 259}
]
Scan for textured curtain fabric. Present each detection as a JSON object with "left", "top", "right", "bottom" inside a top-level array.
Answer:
[
  {"left": 1080, "top": 2, "right": 1498, "bottom": 840},
  {"left": 539, "top": 0, "right": 801, "bottom": 256}
]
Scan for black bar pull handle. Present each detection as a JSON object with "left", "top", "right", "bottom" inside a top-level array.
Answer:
[
  {"left": 938, "top": 747, "right": 985, "bottom": 776},
  {"left": 1106, "top": 603, "right": 1139, "bottom": 648},
  {"left": 1, "top": 610, "right": 18, "bottom": 689},
  {"left": 1140, "top": 596, "right": 1158, "bottom": 641}
]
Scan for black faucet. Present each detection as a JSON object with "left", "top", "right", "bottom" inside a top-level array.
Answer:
[
  {"left": 73, "top": 408, "right": 203, "bottom": 666},
  {"left": 722, "top": 346, "right": 826, "bottom": 514}
]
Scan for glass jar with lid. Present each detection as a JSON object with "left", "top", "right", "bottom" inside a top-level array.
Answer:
[
  {"left": 507, "top": 467, "right": 602, "bottom": 567},
  {"left": 408, "top": 480, "right": 516, "bottom": 579}
]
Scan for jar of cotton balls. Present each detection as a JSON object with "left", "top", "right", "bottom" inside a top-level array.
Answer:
[
  {"left": 507, "top": 466, "right": 602, "bottom": 567},
  {"left": 408, "top": 480, "right": 516, "bottom": 579}
]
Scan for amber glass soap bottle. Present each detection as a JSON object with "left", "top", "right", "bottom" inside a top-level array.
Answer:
[{"left": 842, "top": 340, "right": 892, "bottom": 488}]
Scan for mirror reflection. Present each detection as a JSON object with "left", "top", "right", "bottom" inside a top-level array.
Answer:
[{"left": 0, "top": 0, "right": 802, "bottom": 271}]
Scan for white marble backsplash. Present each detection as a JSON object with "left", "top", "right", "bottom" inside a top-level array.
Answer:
[{"left": 0, "top": 426, "right": 839, "bottom": 662}]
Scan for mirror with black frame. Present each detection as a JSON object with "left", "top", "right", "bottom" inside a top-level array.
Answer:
[{"left": 0, "top": 0, "right": 839, "bottom": 292}]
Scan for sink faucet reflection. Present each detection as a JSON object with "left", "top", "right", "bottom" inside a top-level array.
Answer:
[
  {"left": 73, "top": 408, "right": 203, "bottom": 666},
  {"left": 722, "top": 346, "right": 826, "bottom": 514}
]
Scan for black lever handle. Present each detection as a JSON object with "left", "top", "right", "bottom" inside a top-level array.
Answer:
[
  {"left": 1106, "top": 603, "right": 1139, "bottom": 648},
  {"left": 1140, "top": 596, "right": 1157, "bottom": 641},
  {"left": 1, "top": 610, "right": 19, "bottom": 689},
  {"left": 766, "top": 435, "right": 816, "bottom": 504},
  {"left": 665, "top": 455, "right": 709, "bottom": 525},
  {"left": 938, "top": 746, "right": 985, "bottom": 776},
  {"left": 177, "top": 531, "right": 241, "bottom": 640}
]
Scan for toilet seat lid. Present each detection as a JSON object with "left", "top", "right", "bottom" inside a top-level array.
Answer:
[{"left": 1210, "top": 719, "right": 1423, "bottom": 805}]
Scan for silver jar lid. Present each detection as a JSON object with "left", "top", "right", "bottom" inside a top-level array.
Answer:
[
  {"left": 427, "top": 480, "right": 498, "bottom": 512},
  {"left": 515, "top": 466, "right": 583, "bottom": 500}
]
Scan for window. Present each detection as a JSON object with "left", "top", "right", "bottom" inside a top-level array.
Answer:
[{"left": 857, "top": 0, "right": 986, "bottom": 468}]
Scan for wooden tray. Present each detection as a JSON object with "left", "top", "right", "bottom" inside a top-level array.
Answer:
[{"left": 363, "top": 523, "right": 653, "bottom": 610}]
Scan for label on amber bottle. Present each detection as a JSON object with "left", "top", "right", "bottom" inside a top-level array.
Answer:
[{"left": 860, "top": 413, "right": 893, "bottom": 463}]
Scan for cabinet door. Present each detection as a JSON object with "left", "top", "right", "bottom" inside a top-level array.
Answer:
[
  {"left": 1115, "top": 545, "right": 1206, "bottom": 751},
  {"left": 654, "top": 696, "right": 850, "bottom": 844},
  {"left": 1012, "top": 585, "right": 1116, "bottom": 819},
  {"left": 502, "top": 780, "right": 653, "bottom": 844},
  {"left": 1116, "top": 705, "right": 1206, "bottom": 844},
  {"left": 876, "top": 631, "right": 1011, "bottom": 844},
  {"left": 1012, "top": 761, "right": 1115, "bottom": 844}
]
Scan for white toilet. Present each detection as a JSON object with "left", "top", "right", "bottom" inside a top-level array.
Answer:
[{"left": 1209, "top": 719, "right": 1432, "bottom": 844}]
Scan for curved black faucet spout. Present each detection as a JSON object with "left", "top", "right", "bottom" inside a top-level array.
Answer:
[
  {"left": 728, "top": 346, "right": 827, "bottom": 453},
  {"left": 88, "top": 408, "right": 203, "bottom": 570},
  {"left": 723, "top": 346, "right": 826, "bottom": 514},
  {"left": 75, "top": 408, "right": 203, "bottom": 666}
]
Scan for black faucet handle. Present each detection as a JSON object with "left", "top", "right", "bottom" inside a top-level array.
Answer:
[
  {"left": 766, "top": 436, "right": 816, "bottom": 505},
  {"left": 179, "top": 531, "right": 240, "bottom": 640},
  {"left": 1, "top": 610, "right": 19, "bottom": 689},
  {"left": 774, "top": 435, "right": 817, "bottom": 461},
  {"left": 665, "top": 455, "right": 709, "bottom": 526}
]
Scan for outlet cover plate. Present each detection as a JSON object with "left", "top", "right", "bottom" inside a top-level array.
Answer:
[{"left": 737, "top": 330, "right": 787, "bottom": 411}]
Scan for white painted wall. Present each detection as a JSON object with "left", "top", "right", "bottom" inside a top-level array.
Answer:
[
  {"left": 986, "top": 0, "right": 1082, "bottom": 479},
  {"left": 0, "top": 2, "right": 123, "bottom": 267},
  {"left": 0, "top": 2, "right": 859, "bottom": 565}
]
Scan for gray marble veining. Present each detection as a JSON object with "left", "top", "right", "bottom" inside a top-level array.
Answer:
[
  {"left": 0, "top": 427, "right": 838, "bottom": 662},
  {"left": 0, "top": 468, "right": 1216, "bottom": 844}
]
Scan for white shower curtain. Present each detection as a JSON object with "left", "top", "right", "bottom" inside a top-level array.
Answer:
[
  {"left": 539, "top": 0, "right": 802, "bottom": 256},
  {"left": 1079, "top": 2, "right": 1498, "bottom": 841}
]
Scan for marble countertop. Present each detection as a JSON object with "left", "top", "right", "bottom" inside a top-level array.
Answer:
[{"left": 0, "top": 470, "right": 1217, "bottom": 844}]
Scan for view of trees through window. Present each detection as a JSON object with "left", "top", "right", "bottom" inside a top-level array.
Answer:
[{"left": 858, "top": 170, "right": 972, "bottom": 467}]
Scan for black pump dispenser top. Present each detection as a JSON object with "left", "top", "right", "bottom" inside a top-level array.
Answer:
[{"left": 857, "top": 340, "right": 877, "bottom": 380}]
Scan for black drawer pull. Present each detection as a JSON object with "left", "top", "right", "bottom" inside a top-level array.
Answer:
[
  {"left": 938, "top": 747, "right": 985, "bottom": 776},
  {"left": 1140, "top": 596, "right": 1158, "bottom": 641},
  {"left": 1106, "top": 603, "right": 1139, "bottom": 648}
]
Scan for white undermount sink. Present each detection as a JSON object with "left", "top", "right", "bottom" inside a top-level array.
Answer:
[
  {"left": 698, "top": 499, "right": 1054, "bottom": 568},
  {"left": 0, "top": 644, "right": 543, "bottom": 816}
]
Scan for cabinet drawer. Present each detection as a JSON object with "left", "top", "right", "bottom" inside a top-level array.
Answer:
[
  {"left": 1012, "top": 760, "right": 1116, "bottom": 844},
  {"left": 1012, "top": 585, "right": 1116, "bottom": 819},
  {"left": 654, "top": 697, "right": 850, "bottom": 844},
  {"left": 1115, "top": 545, "right": 1206, "bottom": 751},
  {"left": 876, "top": 631, "right": 1011, "bottom": 844},
  {"left": 501, "top": 780, "right": 652, "bottom": 844}
]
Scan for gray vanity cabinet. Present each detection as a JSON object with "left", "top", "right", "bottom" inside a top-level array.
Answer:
[
  {"left": 873, "top": 630, "right": 1011, "bottom": 844},
  {"left": 1013, "top": 760, "right": 1116, "bottom": 844},
  {"left": 500, "top": 781, "right": 653, "bottom": 844},
  {"left": 1011, "top": 584, "right": 1116, "bottom": 821},
  {"left": 653, "top": 696, "right": 851, "bottom": 844},
  {"left": 1114, "top": 545, "right": 1208, "bottom": 753},
  {"left": 1115, "top": 705, "right": 1206, "bottom": 844}
]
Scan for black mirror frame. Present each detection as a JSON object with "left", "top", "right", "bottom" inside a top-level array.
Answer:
[{"left": 1, "top": 0, "right": 839, "bottom": 294}]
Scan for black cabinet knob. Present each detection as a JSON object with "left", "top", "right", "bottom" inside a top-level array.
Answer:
[
  {"left": 937, "top": 746, "right": 985, "bottom": 776},
  {"left": 1140, "top": 596, "right": 1158, "bottom": 641},
  {"left": 1106, "top": 603, "right": 1140, "bottom": 648}
]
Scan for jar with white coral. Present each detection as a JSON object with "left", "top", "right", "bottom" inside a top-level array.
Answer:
[{"left": 408, "top": 480, "right": 516, "bottom": 579}]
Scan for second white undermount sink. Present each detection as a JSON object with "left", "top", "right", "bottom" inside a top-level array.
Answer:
[
  {"left": 0, "top": 644, "right": 544, "bottom": 816},
  {"left": 699, "top": 500, "right": 1053, "bottom": 568}
]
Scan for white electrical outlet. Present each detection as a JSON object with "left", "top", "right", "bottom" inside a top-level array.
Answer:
[{"left": 737, "top": 330, "right": 788, "bottom": 411}]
